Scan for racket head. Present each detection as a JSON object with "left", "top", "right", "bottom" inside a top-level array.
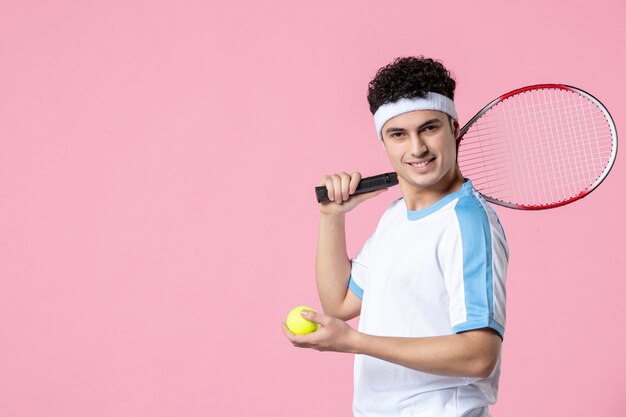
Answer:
[{"left": 457, "top": 84, "right": 618, "bottom": 210}]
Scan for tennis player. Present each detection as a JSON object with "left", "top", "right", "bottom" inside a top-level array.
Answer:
[{"left": 283, "top": 56, "right": 508, "bottom": 417}]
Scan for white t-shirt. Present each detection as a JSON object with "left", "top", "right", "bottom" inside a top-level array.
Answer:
[{"left": 348, "top": 180, "right": 508, "bottom": 417}]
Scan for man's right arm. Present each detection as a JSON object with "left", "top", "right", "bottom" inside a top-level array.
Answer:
[{"left": 315, "top": 172, "right": 385, "bottom": 321}]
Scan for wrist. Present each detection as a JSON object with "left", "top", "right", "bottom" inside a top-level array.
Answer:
[
  {"left": 319, "top": 211, "right": 346, "bottom": 221},
  {"left": 349, "top": 330, "right": 368, "bottom": 354}
]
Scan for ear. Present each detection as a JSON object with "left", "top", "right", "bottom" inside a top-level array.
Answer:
[
  {"left": 452, "top": 119, "right": 461, "bottom": 149},
  {"left": 451, "top": 119, "right": 460, "bottom": 138}
]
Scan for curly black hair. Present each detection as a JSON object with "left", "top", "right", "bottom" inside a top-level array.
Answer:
[{"left": 367, "top": 56, "right": 456, "bottom": 114}]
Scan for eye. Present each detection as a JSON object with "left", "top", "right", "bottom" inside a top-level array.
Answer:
[{"left": 421, "top": 124, "right": 439, "bottom": 133}]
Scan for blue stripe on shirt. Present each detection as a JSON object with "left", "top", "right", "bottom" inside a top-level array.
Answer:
[
  {"left": 348, "top": 276, "right": 364, "bottom": 299},
  {"left": 453, "top": 192, "right": 498, "bottom": 335}
]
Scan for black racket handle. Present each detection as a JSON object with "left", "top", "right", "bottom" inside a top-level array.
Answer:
[{"left": 315, "top": 172, "right": 398, "bottom": 203}]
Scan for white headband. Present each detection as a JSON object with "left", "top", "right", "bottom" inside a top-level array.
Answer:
[{"left": 373, "top": 92, "right": 458, "bottom": 140}]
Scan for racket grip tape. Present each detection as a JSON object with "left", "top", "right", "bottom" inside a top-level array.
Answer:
[{"left": 315, "top": 172, "right": 398, "bottom": 203}]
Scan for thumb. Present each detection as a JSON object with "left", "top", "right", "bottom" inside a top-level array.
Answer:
[{"left": 301, "top": 309, "right": 327, "bottom": 325}]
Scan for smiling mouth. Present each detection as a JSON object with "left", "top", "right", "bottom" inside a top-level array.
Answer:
[{"left": 407, "top": 158, "right": 435, "bottom": 168}]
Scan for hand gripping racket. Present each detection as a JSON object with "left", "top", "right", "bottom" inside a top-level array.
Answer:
[{"left": 315, "top": 84, "right": 618, "bottom": 210}]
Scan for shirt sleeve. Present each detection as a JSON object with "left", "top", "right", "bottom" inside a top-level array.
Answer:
[
  {"left": 348, "top": 230, "right": 378, "bottom": 300},
  {"left": 349, "top": 199, "right": 401, "bottom": 300},
  {"left": 442, "top": 196, "right": 508, "bottom": 339}
]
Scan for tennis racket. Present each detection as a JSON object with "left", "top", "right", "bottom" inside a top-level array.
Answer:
[{"left": 315, "top": 84, "right": 618, "bottom": 210}]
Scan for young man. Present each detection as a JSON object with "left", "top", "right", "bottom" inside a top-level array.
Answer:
[{"left": 283, "top": 57, "right": 508, "bottom": 417}]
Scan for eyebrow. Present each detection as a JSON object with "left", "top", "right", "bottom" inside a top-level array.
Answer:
[{"left": 385, "top": 118, "right": 442, "bottom": 133}]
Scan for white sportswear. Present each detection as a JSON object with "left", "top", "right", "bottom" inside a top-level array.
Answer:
[{"left": 348, "top": 179, "right": 508, "bottom": 417}]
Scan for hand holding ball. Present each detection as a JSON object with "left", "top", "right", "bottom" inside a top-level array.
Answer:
[{"left": 286, "top": 306, "right": 319, "bottom": 335}]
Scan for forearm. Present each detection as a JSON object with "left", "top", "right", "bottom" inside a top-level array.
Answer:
[
  {"left": 352, "top": 330, "right": 501, "bottom": 378},
  {"left": 315, "top": 213, "right": 352, "bottom": 315}
]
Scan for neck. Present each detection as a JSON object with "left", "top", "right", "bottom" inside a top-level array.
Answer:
[{"left": 400, "top": 167, "right": 465, "bottom": 211}]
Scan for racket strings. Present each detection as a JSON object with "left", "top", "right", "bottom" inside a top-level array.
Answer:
[{"left": 458, "top": 88, "right": 615, "bottom": 207}]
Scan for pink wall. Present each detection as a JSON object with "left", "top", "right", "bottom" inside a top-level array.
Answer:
[{"left": 1, "top": 1, "right": 625, "bottom": 416}]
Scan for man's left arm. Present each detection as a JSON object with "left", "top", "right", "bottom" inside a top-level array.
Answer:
[{"left": 282, "top": 311, "right": 501, "bottom": 379}]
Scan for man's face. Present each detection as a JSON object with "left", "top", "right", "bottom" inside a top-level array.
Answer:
[{"left": 381, "top": 110, "right": 460, "bottom": 192}]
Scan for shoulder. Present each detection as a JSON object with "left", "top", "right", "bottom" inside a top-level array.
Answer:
[
  {"left": 453, "top": 184, "right": 502, "bottom": 229},
  {"left": 450, "top": 182, "right": 509, "bottom": 258},
  {"left": 358, "top": 197, "right": 405, "bottom": 249},
  {"left": 386, "top": 196, "right": 405, "bottom": 213},
  {"left": 455, "top": 183, "right": 486, "bottom": 213},
  {"left": 377, "top": 197, "right": 405, "bottom": 224}
]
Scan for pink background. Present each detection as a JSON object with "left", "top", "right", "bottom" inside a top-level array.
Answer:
[{"left": 1, "top": 1, "right": 625, "bottom": 416}]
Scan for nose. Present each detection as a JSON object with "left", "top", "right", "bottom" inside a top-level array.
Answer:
[{"left": 409, "top": 133, "right": 428, "bottom": 156}]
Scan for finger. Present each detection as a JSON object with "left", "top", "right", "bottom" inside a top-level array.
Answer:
[
  {"left": 331, "top": 175, "right": 343, "bottom": 204},
  {"left": 282, "top": 323, "right": 295, "bottom": 338},
  {"left": 339, "top": 172, "right": 351, "bottom": 202},
  {"left": 301, "top": 309, "right": 330, "bottom": 326},
  {"left": 282, "top": 323, "right": 319, "bottom": 348},
  {"left": 349, "top": 172, "right": 362, "bottom": 195},
  {"left": 282, "top": 323, "right": 307, "bottom": 345},
  {"left": 282, "top": 322, "right": 318, "bottom": 341},
  {"left": 320, "top": 176, "right": 335, "bottom": 202}
]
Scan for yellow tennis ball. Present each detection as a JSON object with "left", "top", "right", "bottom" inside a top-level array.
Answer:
[{"left": 286, "top": 306, "right": 319, "bottom": 335}]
